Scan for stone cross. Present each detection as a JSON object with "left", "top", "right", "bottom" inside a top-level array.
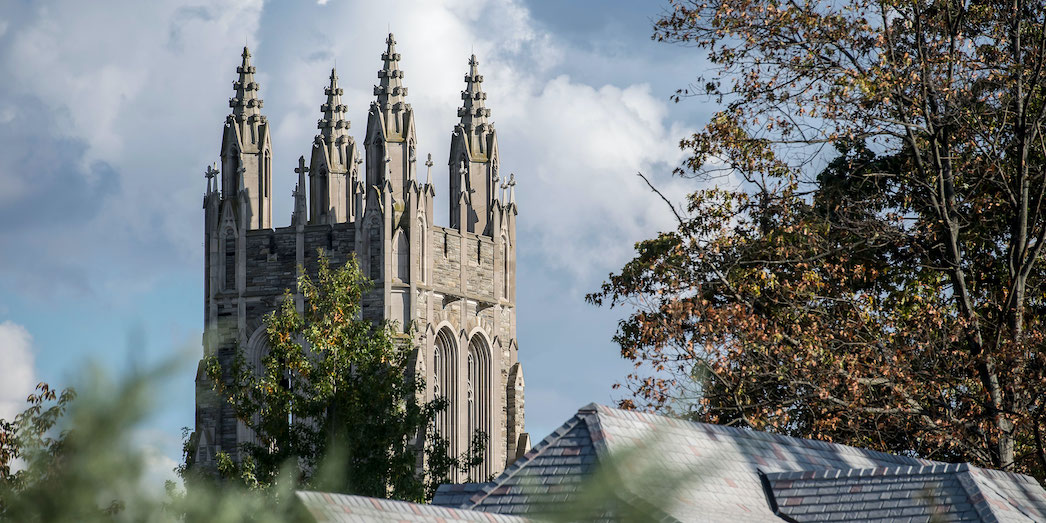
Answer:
[
  {"left": 424, "top": 153, "right": 433, "bottom": 186},
  {"left": 205, "top": 163, "right": 219, "bottom": 181},
  {"left": 294, "top": 158, "right": 309, "bottom": 195},
  {"left": 205, "top": 163, "right": 219, "bottom": 193}
]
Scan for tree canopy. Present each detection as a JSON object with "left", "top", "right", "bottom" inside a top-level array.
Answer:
[{"left": 589, "top": 0, "right": 1046, "bottom": 479}]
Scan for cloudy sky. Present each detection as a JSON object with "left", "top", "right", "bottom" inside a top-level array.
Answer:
[{"left": 0, "top": 0, "right": 716, "bottom": 482}]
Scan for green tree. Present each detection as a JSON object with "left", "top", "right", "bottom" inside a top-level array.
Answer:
[
  {"left": 201, "top": 253, "right": 483, "bottom": 502},
  {"left": 590, "top": 0, "right": 1046, "bottom": 479},
  {"left": 0, "top": 369, "right": 309, "bottom": 522}
]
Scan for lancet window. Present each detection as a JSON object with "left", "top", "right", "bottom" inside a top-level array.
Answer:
[
  {"left": 223, "top": 229, "right": 236, "bottom": 291},
  {"left": 502, "top": 239, "right": 509, "bottom": 299},
  {"left": 467, "top": 334, "right": 491, "bottom": 479},
  {"left": 395, "top": 230, "right": 409, "bottom": 282},
  {"left": 433, "top": 328, "right": 458, "bottom": 458}
]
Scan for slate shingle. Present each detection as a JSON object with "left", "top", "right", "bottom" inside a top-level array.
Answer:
[{"left": 296, "top": 490, "right": 530, "bottom": 522}]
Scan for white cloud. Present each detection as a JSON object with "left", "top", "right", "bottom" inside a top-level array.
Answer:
[
  {"left": 1, "top": 0, "right": 264, "bottom": 297},
  {"left": 1, "top": 0, "right": 697, "bottom": 297},
  {"left": 133, "top": 428, "right": 181, "bottom": 492},
  {"left": 495, "top": 75, "right": 693, "bottom": 282},
  {"left": 249, "top": 0, "right": 692, "bottom": 285},
  {"left": 0, "top": 321, "right": 36, "bottom": 421}
]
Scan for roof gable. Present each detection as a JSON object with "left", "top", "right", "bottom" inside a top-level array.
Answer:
[{"left": 434, "top": 409, "right": 599, "bottom": 514}]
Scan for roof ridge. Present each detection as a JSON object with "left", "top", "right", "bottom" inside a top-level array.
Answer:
[
  {"left": 599, "top": 405, "right": 936, "bottom": 467},
  {"left": 763, "top": 462, "right": 969, "bottom": 482},
  {"left": 582, "top": 406, "right": 612, "bottom": 458}
]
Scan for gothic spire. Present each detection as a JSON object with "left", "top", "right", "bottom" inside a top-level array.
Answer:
[
  {"left": 230, "top": 46, "right": 263, "bottom": 120},
  {"left": 318, "top": 68, "right": 349, "bottom": 142},
  {"left": 374, "top": 33, "right": 407, "bottom": 109},
  {"left": 458, "top": 54, "right": 490, "bottom": 129}
]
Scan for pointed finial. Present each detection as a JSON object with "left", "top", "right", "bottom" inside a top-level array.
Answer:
[
  {"left": 231, "top": 45, "right": 263, "bottom": 118},
  {"left": 375, "top": 32, "right": 407, "bottom": 109},
  {"left": 293, "top": 156, "right": 309, "bottom": 225},
  {"left": 204, "top": 162, "right": 219, "bottom": 194},
  {"left": 425, "top": 153, "right": 433, "bottom": 186},
  {"left": 458, "top": 53, "right": 490, "bottom": 128},
  {"left": 318, "top": 65, "right": 349, "bottom": 142},
  {"left": 205, "top": 163, "right": 219, "bottom": 181}
]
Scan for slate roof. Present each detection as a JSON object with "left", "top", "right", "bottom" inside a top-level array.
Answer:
[
  {"left": 432, "top": 403, "right": 1046, "bottom": 522},
  {"left": 764, "top": 463, "right": 1046, "bottom": 522},
  {"left": 295, "top": 490, "right": 528, "bottom": 522}
]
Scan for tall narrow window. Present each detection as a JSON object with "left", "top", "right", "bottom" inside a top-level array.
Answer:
[
  {"left": 258, "top": 165, "right": 264, "bottom": 210},
  {"left": 433, "top": 348, "right": 442, "bottom": 435},
  {"left": 466, "top": 352, "right": 475, "bottom": 475},
  {"left": 320, "top": 170, "right": 329, "bottom": 218},
  {"left": 223, "top": 229, "right": 236, "bottom": 291},
  {"left": 418, "top": 217, "right": 427, "bottom": 283},
  {"left": 264, "top": 152, "right": 271, "bottom": 197},
  {"left": 467, "top": 335, "right": 491, "bottom": 479},
  {"left": 368, "top": 220, "right": 381, "bottom": 280},
  {"left": 395, "top": 230, "right": 409, "bottom": 282},
  {"left": 434, "top": 329, "right": 458, "bottom": 462},
  {"left": 502, "top": 240, "right": 510, "bottom": 299}
]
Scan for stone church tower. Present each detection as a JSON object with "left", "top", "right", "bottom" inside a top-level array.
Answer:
[{"left": 194, "top": 36, "right": 526, "bottom": 481}]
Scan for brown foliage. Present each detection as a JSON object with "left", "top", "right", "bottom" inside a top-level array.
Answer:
[{"left": 590, "top": 0, "right": 1046, "bottom": 480}]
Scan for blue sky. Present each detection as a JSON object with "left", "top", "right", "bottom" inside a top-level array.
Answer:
[{"left": 0, "top": 0, "right": 716, "bottom": 483}]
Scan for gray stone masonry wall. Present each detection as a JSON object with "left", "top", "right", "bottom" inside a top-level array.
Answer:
[{"left": 197, "top": 39, "right": 523, "bottom": 483}]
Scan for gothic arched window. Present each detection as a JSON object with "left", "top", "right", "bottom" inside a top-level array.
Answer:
[
  {"left": 433, "top": 328, "right": 458, "bottom": 460},
  {"left": 418, "top": 217, "right": 427, "bottom": 284},
  {"left": 467, "top": 334, "right": 491, "bottom": 479},
  {"left": 502, "top": 238, "right": 510, "bottom": 300},
  {"left": 394, "top": 230, "right": 409, "bottom": 282},
  {"left": 466, "top": 352, "right": 475, "bottom": 472},
  {"left": 264, "top": 151, "right": 271, "bottom": 197},
  {"left": 223, "top": 229, "right": 236, "bottom": 291},
  {"left": 367, "top": 217, "right": 381, "bottom": 280}
]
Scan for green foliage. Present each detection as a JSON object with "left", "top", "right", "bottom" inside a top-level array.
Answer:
[
  {"left": 202, "top": 253, "right": 483, "bottom": 502},
  {"left": 0, "top": 366, "right": 307, "bottom": 522}
]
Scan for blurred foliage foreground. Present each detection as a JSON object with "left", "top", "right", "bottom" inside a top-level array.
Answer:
[{"left": 0, "top": 371, "right": 308, "bottom": 522}]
